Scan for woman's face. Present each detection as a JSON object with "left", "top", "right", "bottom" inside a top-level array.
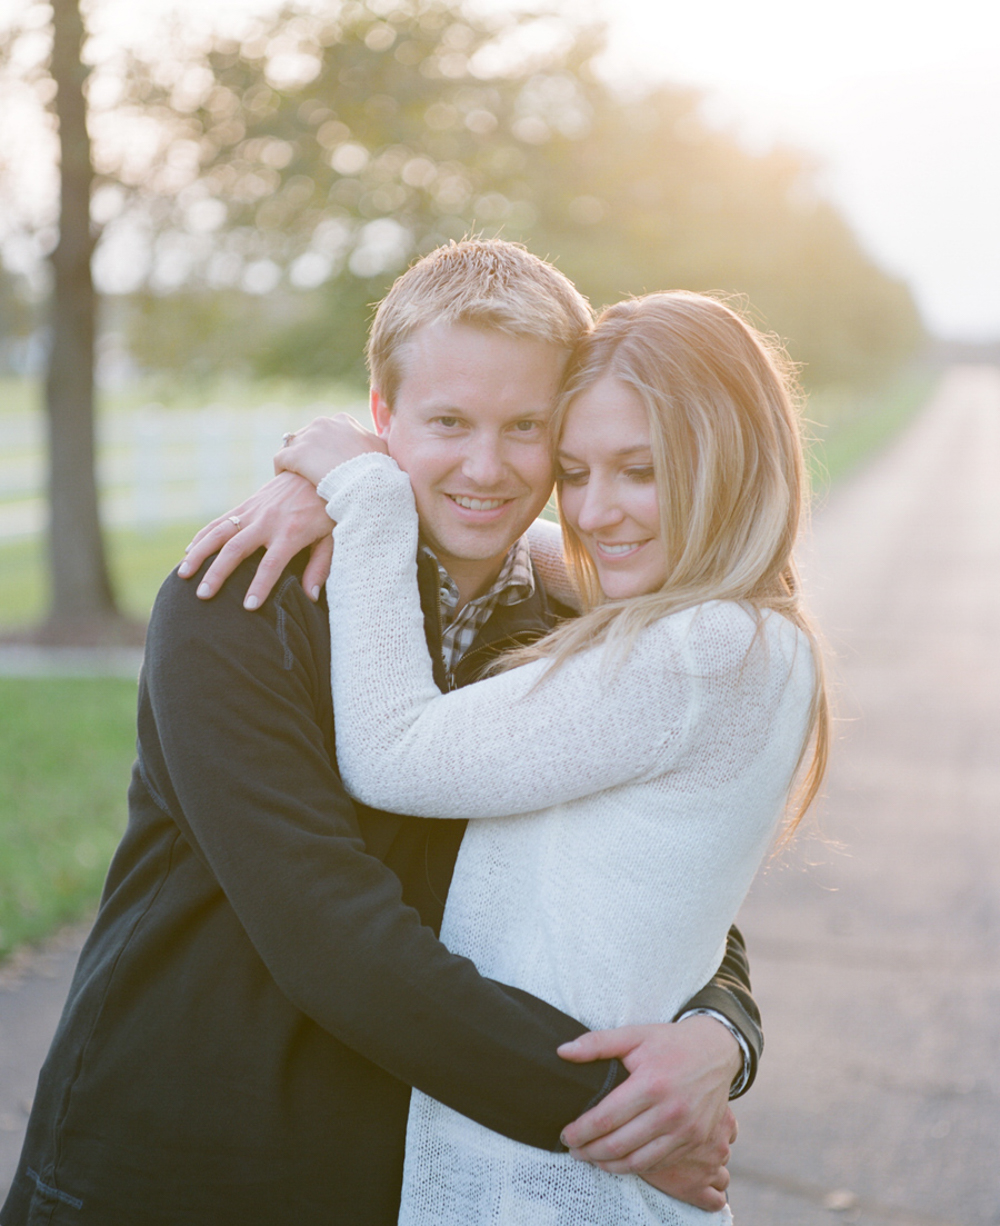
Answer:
[{"left": 557, "top": 376, "right": 668, "bottom": 600}]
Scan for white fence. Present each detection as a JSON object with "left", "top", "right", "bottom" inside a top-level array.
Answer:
[{"left": 0, "top": 402, "right": 365, "bottom": 541}]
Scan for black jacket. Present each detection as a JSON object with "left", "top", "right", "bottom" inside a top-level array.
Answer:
[{"left": 2, "top": 551, "right": 760, "bottom": 1226}]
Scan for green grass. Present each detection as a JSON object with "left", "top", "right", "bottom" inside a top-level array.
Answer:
[
  {"left": 0, "top": 677, "right": 139, "bottom": 960},
  {"left": 0, "top": 522, "right": 204, "bottom": 634},
  {"left": 0, "top": 367, "right": 937, "bottom": 961},
  {"left": 805, "top": 370, "right": 934, "bottom": 491}
]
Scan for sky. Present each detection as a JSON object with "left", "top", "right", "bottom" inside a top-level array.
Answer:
[
  {"left": 2, "top": 0, "right": 998, "bottom": 341},
  {"left": 592, "top": 0, "right": 1000, "bottom": 341}
]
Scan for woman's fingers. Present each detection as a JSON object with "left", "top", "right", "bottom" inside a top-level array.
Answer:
[
  {"left": 179, "top": 515, "right": 244, "bottom": 578},
  {"left": 301, "top": 535, "right": 335, "bottom": 602},
  {"left": 176, "top": 472, "right": 333, "bottom": 606},
  {"left": 274, "top": 414, "right": 387, "bottom": 486}
]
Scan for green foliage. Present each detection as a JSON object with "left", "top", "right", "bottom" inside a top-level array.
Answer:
[
  {"left": 112, "top": 0, "right": 923, "bottom": 390},
  {"left": 0, "top": 677, "right": 137, "bottom": 960}
]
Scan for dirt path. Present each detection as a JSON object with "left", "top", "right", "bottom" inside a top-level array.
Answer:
[
  {"left": 2, "top": 368, "right": 998, "bottom": 1220},
  {"left": 728, "top": 366, "right": 1000, "bottom": 1225}
]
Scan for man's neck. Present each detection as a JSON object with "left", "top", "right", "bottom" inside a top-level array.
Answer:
[{"left": 424, "top": 545, "right": 515, "bottom": 613}]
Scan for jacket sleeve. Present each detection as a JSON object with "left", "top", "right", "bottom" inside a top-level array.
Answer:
[
  {"left": 138, "top": 554, "right": 623, "bottom": 1153},
  {"left": 674, "top": 925, "right": 763, "bottom": 1096}
]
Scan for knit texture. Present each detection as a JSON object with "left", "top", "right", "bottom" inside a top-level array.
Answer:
[{"left": 320, "top": 453, "right": 815, "bottom": 1226}]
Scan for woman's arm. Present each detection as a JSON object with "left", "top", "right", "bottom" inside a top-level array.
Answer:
[{"left": 321, "top": 453, "right": 698, "bottom": 819}]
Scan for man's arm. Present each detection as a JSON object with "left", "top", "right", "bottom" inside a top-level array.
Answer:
[
  {"left": 141, "top": 551, "right": 622, "bottom": 1152},
  {"left": 675, "top": 923, "right": 762, "bottom": 1096}
]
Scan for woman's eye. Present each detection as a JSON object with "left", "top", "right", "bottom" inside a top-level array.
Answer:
[
  {"left": 513, "top": 419, "right": 541, "bottom": 434},
  {"left": 557, "top": 469, "right": 587, "bottom": 486},
  {"left": 626, "top": 466, "right": 655, "bottom": 483}
]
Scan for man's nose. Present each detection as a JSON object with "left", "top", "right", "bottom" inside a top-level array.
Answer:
[{"left": 461, "top": 435, "right": 506, "bottom": 487}]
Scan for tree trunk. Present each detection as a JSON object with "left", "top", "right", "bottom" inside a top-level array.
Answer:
[{"left": 38, "top": 0, "right": 140, "bottom": 645}]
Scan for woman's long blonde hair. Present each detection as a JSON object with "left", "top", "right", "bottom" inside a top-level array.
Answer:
[{"left": 511, "top": 291, "right": 829, "bottom": 835}]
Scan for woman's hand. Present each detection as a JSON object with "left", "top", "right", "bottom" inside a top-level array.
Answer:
[
  {"left": 275, "top": 414, "right": 387, "bottom": 486},
  {"left": 178, "top": 471, "right": 335, "bottom": 610}
]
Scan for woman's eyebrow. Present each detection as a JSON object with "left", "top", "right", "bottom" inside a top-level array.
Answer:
[{"left": 557, "top": 443, "right": 652, "bottom": 461}]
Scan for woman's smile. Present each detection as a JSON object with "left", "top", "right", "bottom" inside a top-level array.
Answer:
[{"left": 557, "top": 376, "right": 668, "bottom": 600}]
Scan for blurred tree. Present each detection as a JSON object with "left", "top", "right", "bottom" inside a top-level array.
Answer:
[
  {"left": 0, "top": 0, "right": 137, "bottom": 643},
  {"left": 43, "top": 0, "right": 138, "bottom": 643},
  {"left": 108, "top": 0, "right": 922, "bottom": 389}
]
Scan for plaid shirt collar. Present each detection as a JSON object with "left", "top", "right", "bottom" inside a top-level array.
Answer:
[{"left": 421, "top": 536, "right": 535, "bottom": 686}]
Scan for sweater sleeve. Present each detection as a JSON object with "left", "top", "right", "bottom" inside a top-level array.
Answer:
[{"left": 320, "top": 454, "right": 697, "bottom": 819}]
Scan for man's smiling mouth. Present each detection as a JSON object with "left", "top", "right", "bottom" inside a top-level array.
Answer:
[{"left": 447, "top": 495, "right": 511, "bottom": 511}]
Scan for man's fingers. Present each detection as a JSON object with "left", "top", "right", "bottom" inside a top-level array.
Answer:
[
  {"left": 560, "top": 1073, "right": 660, "bottom": 1150},
  {"left": 574, "top": 1123, "right": 731, "bottom": 1173},
  {"left": 568, "top": 1111, "right": 678, "bottom": 1169},
  {"left": 558, "top": 1026, "right": 642, "bottom": 1064},
  {"left": 640, "top": 1173, "right": 729, "bottom": 1213},
  {"left": 301, "top": 535, "right": 334, "bottom": 601}
]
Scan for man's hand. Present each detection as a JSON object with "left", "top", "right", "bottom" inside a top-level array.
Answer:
[
  {"left": 557, "top": 1016, "right": 741, "bottom": 1212},
  {"left": 177, "top": 471, "right": 334, "bottom": 610},
  {"left": 275, "top": 413, "right": 387, "bottom": 486}
]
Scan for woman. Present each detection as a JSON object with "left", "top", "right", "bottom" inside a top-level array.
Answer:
[{"left": 276, "top": 291, "right": 828, "bottom": 1225}]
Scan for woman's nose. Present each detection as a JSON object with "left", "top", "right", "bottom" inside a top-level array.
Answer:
[{"left": 575, "top": 479, "right": 622, "bottom": 532}]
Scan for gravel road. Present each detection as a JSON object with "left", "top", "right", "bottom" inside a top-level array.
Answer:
[
  {"left": 728, "top": 366, "right": 1000, "bottom": 1225},
  {"left": 3, "top": 367, "right": 998, "bottom": 1222}
]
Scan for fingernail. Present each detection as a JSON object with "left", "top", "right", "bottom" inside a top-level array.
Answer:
[
  {"left": 183, "top": 542, "right": 192, "bottom": 553},
  {"left": 244, "top": 595, "right": 259, "bottom": 611},
  {"left": 310, "top": 585, "right": 321, "bottom": 601},
  {"left": 559, "top": 1132, "right": 568, "bottom": 1147},
  {"left": 177, "top": 561, "right": 191, "bottom": 577},
  {"left": 197, "top": 582, "right": 211, "bottom": 599}
]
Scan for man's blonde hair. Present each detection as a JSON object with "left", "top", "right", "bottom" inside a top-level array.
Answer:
[
  {"left": 509, "top": 291, "right": 829, "bottom": 836},
  {"left": 367, "top": 239, "right": 593, "bottom": 406}
]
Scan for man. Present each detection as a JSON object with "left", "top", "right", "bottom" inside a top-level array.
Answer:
[{"left": 3, "top": 241, "right": 759, "bottom": 1226}]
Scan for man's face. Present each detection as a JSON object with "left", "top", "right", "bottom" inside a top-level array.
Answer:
[{"left": 372, "top": 321, "right": 567, "bottom": 598}]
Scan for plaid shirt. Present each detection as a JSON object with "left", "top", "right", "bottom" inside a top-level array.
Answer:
[{"left": 423, "top": 537, "right": 535, "bottom": 687}]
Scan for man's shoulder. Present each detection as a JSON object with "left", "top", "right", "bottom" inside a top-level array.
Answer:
[
  {"left": 147, "top": 549, "right": 328, "bottom": 661},
  {"left": 530, "top": 563, "right": 578, "bottom": 627}
]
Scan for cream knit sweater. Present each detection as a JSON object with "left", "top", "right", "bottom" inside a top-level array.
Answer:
[{"left": 319, "top": 454, "right": 815, "bottom": 1226}]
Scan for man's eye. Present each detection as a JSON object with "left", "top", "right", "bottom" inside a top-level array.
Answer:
[{"left": 436, "top": 416, "right": 461, "bottom": 428}]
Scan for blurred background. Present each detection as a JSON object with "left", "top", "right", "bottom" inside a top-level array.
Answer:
[
  {"left": 6, "top": 0, "right": 994, "bottom": 644},
  {"left": 2, "top": 5, "right": 999, "bottom": 1221}
]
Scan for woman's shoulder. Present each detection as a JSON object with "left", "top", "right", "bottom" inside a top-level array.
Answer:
[{"left": 647, "top": 599, "right": 810, "bottom": 676}]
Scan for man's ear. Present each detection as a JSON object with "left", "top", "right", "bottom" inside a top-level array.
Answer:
[{"left": 371, "top": 388, "right": 391, "bottom": 436}]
